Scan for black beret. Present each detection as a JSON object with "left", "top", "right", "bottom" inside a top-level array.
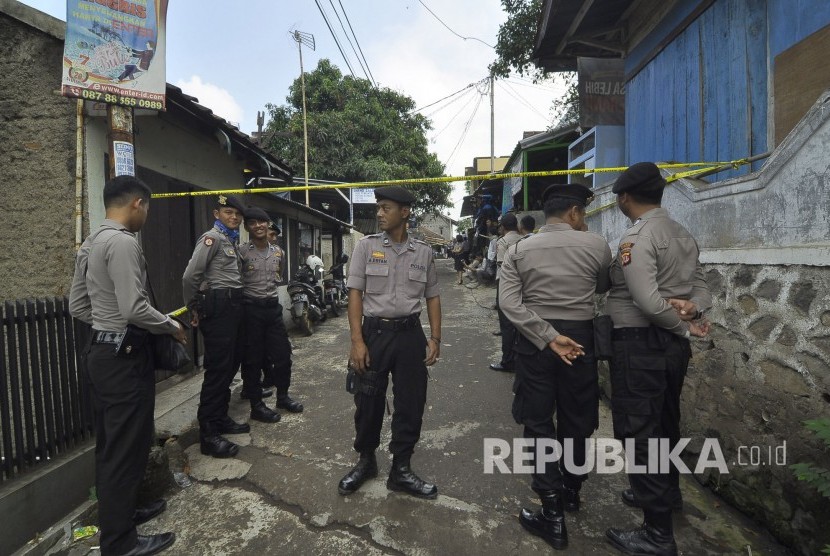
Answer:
[
  {"left": 244, "top": 206, "right": 269, "bottom": 222},
  {"left": 499, "top": 213, "right": 518, "bottom": 228},
  {"left": 217, "top": 194, "right": 246, "bottom": 213},
  {"left": 542, "top": 183, "right": 594, "bottom": 206},
  {"left": 375, "top": 186, "right": 416, "bottom": 206},
  {"left": 268, "top": 221, "right": 281, "bottom": 235},
  {"left": 612, "top": 162, "right": 666, "bottom": 194}
]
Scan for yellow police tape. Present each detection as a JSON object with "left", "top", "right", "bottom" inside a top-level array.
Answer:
[{"left": 149, "top": 161, "right": 749, "bottom": 200}]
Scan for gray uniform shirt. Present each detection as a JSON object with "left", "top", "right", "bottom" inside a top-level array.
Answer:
[
  {"left": 347, "top": 232, "right": 439, "bottom": 318},
  {"left": 181, "top": 226, "right": 242, "bottom": 304},
  {"left": 496, "top": 230, "right": 523, "bottom": 279},
  {"left": 500, "top": 223, "right": 613, "bottom": 350},
  {"left": 69, "top": 219, "right": 178, "bottom": 334},
  {"left": 239, "top": 241, "right": 282, "bottom": 299},
  {"left": 606, "top": 207, "right": 712, "bottom": 336}
]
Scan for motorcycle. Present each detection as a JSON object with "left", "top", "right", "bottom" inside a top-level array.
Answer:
[
  {"left": 322, "top": 253, "right": 349, "bottom": 317},
  {"left": 286, "top": 255, "right": 327, "bottom": 336}
]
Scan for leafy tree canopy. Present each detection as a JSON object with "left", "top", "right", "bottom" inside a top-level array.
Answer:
[{"left": 265, "top": 59, "right": 451, "bottom": 215}]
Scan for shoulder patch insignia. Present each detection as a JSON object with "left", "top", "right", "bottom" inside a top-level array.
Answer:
[
  {"left": 620, "top": 242, "right": 634, "bottom": 266},
  {"left": 204, "top": 237, "right": 214, "bottom": 246}
]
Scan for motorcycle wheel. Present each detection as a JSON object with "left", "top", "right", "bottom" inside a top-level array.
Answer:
[
  {"left": 330, "top": 302, "right": 342, "bottom": 317},
  {"left": 298, "top": 309, "right": 313, "bottom": 336}
]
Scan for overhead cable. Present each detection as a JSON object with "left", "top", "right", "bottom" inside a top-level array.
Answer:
[
  {"left": 313, "top": 0, "right": 357, "bottom": 76},
  {"left": 337, "top": 0, "right": 377, "bottom": 86},
  {"left": 327, "top": 0, "right": 373, "bottom": 84},
  {"left": 416, "top": 0, "right": 495, "bottom": 49}
]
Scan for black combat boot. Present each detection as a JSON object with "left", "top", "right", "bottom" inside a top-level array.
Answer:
[
  {"left": 215, "top": 416, "right": 251, "bottom": 435},
  {"left": 562, "top": 485, "right": 580, "bottom": 512},
  {"left": 606, "top": 520, "right": 677, "bottom": 556},
  {"left": 621, "top": 488, "right": 683, "bottom": 511},
  {"left": 199, "top": 422, "right": 240, "bottom": 458},
  {"left": 387, "top": 457, "right": 438, "bottom": 499},
  {"left": 338, "top": 452, "right": 378, "bottom": 495},
  {"left": 276, "top": 391, "right": 304, "bottom": 413},
  {"left": 250, "top": 401, "right": 281, "bottom": 423},
  {"left": 519, "top": 490, "right": 568, "bottom": 550}
]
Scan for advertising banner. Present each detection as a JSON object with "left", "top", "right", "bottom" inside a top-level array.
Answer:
[
  {"left": 351, "top": 188, "right": 376, "bottom": 204},
  {"left": 61, "top": 0, "right": 169, "bottom": 110},
  {"left": 577, "top": 57, "right": 625, "bottom": 128}
]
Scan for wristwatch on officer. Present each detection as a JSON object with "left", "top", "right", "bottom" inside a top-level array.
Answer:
[{"left": 429, "top": 336, "right": 441, "bottom": 344}]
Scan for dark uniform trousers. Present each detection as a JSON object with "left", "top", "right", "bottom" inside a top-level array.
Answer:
[
  {"left": 495, "top": 279, "right": 517, "bottom": 367},
  {"left": 512, "top": 320, "right": 599, "bottom": 494},
  {"left": 353, "top": 316, "right": 428, "bottom": 459},
  {"left": 85, "top": 341, "right": 155, "bottom": 555},
  {"left": 197, "top": 290, "right": 245, "bottom": 431},
  {"left": 242, "top": 298, "right": 292, "bottom": 400},
  {"left": 609, "top": 328, "right": 691, "bottom": 521}
]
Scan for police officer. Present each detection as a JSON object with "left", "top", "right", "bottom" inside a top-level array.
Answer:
[
  {"left": 499, "top": 184, "right": 611, "bottom": 550},
  {"left": 182, "top": 194, "right": 249, "bottom": 458},
  {"left": 338, "top": 186, "right": 442, "bottom": 498},
  {"left": 604, "top": 162, "right": 712, "bottom": 556},
  {"left": 490, "top": 213, "right": 523, "bottom": 372},
  {"left": 239, "top": 207, "right": 303, "bottom": 419},
  {"left": 69, "top": 175, "right": 183, "bottom": 555}
]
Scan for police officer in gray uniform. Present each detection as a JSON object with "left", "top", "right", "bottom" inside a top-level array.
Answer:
[
  {"left": 604, "top": 162, "right": 711, "bottom": 556},
  {"left": 500, "top": 183, "right": 611, "bottom": 550},
  {"left": 338, "top": 186, "right": 442, "bottom": 498},
  {"left": 490, "top": 213, "right": 523, "bottom": 371},
  {"left": 239, "top": 206, "right": 302, "bottom": 420},
  {"left": 70, "top": 176, "right": 183, "bottom": 556},
  {"left": 183, "top": 195, "right": 250, "bottom": 458}
]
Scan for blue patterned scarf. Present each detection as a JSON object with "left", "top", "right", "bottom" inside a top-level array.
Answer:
[{"left": 214, "top": 220, "right": 239, "bottom": 243}]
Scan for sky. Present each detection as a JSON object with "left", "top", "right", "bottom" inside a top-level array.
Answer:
[{"left": 21, "top": 0, "right": 567, "bottom": 219}]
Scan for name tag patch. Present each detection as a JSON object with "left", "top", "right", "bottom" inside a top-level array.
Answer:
[{"left": 369, "top": 251, "right": 387, "bottom": 264}]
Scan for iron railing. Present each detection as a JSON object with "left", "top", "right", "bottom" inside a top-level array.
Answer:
[{"left": 0, "top": 297, "right": 92, "bottom": 483}]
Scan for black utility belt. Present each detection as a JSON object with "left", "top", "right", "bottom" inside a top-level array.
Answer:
[
  {"left": 363, "top": 314, "right": 420, "bottom": 331},
  {"left": 543, "top": 318, "right": 594, "bottom": 332},
  {"left": 612, "top": 327, "right": 652, "bottom": 341},
  {"left": 92, "top": 330, "right": 124, "bottom": 344},
  {"left": 206, "top": 287, "right": 244, "bottom": 300},
  {"left": 243, "top": 297, "right": 281, "bottom": 307}
]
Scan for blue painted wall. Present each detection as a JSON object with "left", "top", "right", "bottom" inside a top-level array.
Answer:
[{"left": 624, "top": 0, "right": 830, "bottom": 179}]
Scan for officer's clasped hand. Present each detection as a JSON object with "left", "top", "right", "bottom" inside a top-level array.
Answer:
[{"left": 548, "top": 335, "right": 584, "bottom": 366}]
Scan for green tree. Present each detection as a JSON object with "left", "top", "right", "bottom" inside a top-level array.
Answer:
[
  {"left": 265, "top": 59, "right": 451, "bottom": 215},
  {"left": 455, "top": 217, "right": 473, "bottom": 234},
  {"left": 489, "top": 0, "right": 579, "bottom": 127}
]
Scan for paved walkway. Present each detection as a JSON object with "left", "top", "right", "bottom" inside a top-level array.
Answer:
[{"left": 47, "top": 260, "right": 789, "bottom": 555}]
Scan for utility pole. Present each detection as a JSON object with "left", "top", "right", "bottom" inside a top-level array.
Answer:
[
  {"left": 107, "top": 105, "right": 134, "bottom": 179},
  {"left": 490, "top": 74, "right": 495, "bottom": 175},
  {"left": 293, "top": 30, "right": 316, "bottom": 206}
]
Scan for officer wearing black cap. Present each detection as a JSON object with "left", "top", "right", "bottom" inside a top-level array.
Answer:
[
  {"left": 240, "top": 206, "right": 303, "bottom": 420},
  {"left": 338, "top": 186, "right": 442, "bottom": 499},
  {"left": 604, "top": 162, "right": 712, "bottom": 556},
  {"left": 490, "top": 212, "right": 522, "bottom": 372},
  {"left": 499, "top": 182, "right": 612, "bottom": 550},
  {"left": 182, "top": 194, "right": 250, "bottom": 458}
]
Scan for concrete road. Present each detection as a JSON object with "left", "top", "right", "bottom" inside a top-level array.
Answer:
[{"left": 57, "top": 259, "right": 789, "bottom": 555}]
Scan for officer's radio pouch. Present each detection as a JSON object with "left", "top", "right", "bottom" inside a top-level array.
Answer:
[
  {"left": 115, "top": 325, "right": 149, "bottom": 357},
  {"left": 593, "top": 315, "right": 614, "bottom": 361}
]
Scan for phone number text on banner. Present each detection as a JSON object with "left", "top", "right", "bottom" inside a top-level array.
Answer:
[{"left": 61, "top": 0, "right": 169, "bottom": 110}]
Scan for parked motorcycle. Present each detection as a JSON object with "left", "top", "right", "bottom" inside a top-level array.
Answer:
[
  {"left": 322, "top": 253, "right": 349, "bottom": 317},
  {"left": 286, "top": 255, "right": 327, "bottom": 336}
]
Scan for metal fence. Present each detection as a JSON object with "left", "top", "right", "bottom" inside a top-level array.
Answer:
[{"left": 0, "top": 297, "right": 92, "bottom": 483}]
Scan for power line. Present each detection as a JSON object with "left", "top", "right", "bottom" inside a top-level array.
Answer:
[
  {"left": 424, "top": 85, "right": 477, "bottom": 120},
  {"left": 431, "top": 88, "right": 480, "bottom": 139},
  {"left": 413, "top": 78, "right": 485, "bottom": 113},
  {"left": 313, "top": 0, "right": 357, "bottom": 76},
  {"left": 416, "top": 0, "right": 495, "bottom": 49},
  {"left": 327, "top": 0, "right": 373, "bottom": 84},
  {"left": 445, "top": 91, "right": 485, "bottom": 167},
  {"left": 336, "top": 0, "right": 377, "bottom": 86},
  {"left": 497, "top": 80, "right": 551, "bottom": 121}
]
